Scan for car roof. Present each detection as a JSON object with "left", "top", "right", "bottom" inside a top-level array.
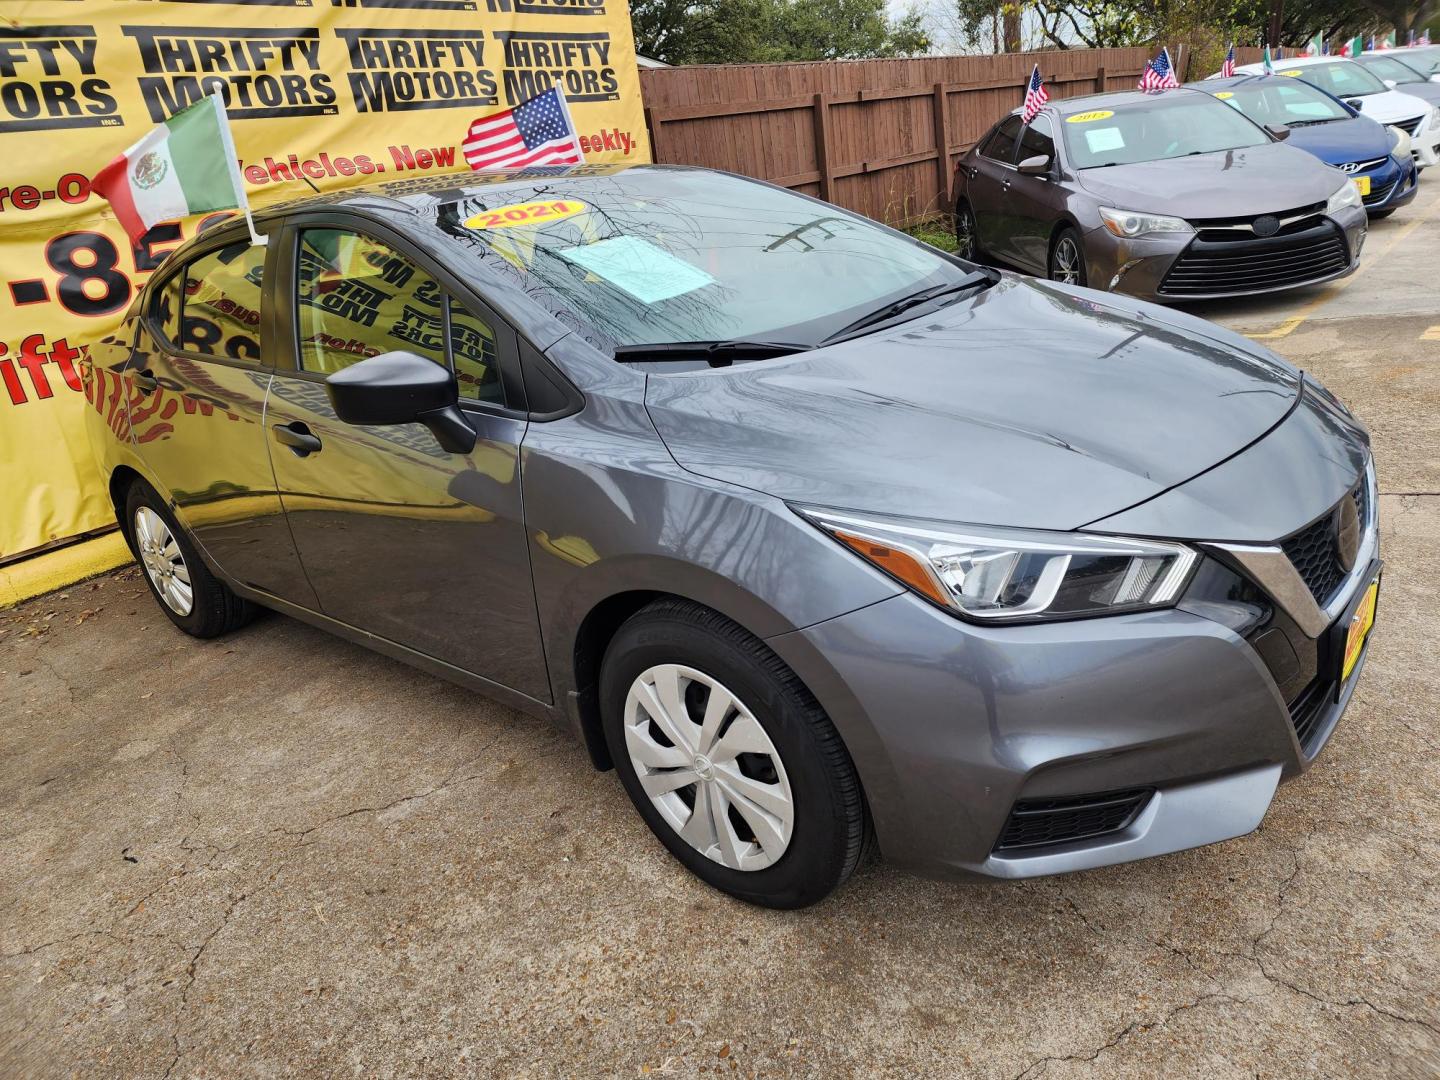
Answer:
[
  {"left": 1240, "top": 56, "right": 1354, "bottom": 69},
  {"left": 1044, "top": 87, "right": 1216, "bottom": 116},
  {"left": 1186, "top": 74, "right": 1285, "bottom": 90},
  {"left": 247, "top": 162, "right": 682, "bottom": 222}
]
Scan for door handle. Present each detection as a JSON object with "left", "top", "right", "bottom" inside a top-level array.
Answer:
[
  {"left": 132, "top": 368, "right": 158, "bottom": 393},
  {"left": 272, "top": 421, "right": 322, "bottom": 457}
]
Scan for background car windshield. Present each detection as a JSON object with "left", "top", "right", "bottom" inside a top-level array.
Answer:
[
  {"left": 445, "top": 170, "right": 963, "bottom": 349},
  {"left": 1062, "top": 95, "right": 1268, "bottom": 168},
  {"left": 1215, "top": 80, "right": 1350, "bottom": 124},
  {"left": 1360, "top": 55, "right": 1427, "bottom": 84},
  {"left": 1406, "top": 48, "right": 1440, "bottom": 76},
  {"left": 1288, "top": 62, "right": 1387, "bottom": 98}
]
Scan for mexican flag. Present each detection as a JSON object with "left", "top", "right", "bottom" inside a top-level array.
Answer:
[
  {"left": 1302, "top": 34, "right": 1324, "bottom": 56},
  {"left": 1262, "top": 45, "right": 1276, "bottom": 74},
  {"left": 1339, "top": 36, "right": 1364, "bottom": 57},
  {"left": 92, "top": 95, "right": 248, "bottom": 244}
]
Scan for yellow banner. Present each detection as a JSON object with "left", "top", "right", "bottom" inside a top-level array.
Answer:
[{"left": 0, "top": 0, "right": 648, "bottom": 563}]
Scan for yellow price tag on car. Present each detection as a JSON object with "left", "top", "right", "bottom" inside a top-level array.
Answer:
[
  {"left": 464, "top": 200, "right": 586, "bottom": 230},
  {"left": 1066, "top": 110, "right": 1115, "bottom": 124},
  {"left": 1353, "top": 175, "right": 1371, "bottom": 197},
  {"left": 1341, "top": 579, "right": 1379, "bottom": 682},
  {"left": 1280, "top": 69, "right": 1304, "bottom": 77},
  {"left": 1214, "top": 91, "right": 1236, "bottom": 99}
]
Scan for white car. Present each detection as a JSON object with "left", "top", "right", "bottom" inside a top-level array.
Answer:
[{"left": 1230, "top": 56, "right": 1440, "bottom": 168}]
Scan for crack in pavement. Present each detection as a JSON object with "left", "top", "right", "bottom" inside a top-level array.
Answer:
[{"left": 1010, "top": 992, "right": 1249, "bottom": 1079}]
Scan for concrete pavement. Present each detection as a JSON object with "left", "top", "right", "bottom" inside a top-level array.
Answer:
[{"left": 2, "top": 185, "right": 1438, "bottom": 1079}]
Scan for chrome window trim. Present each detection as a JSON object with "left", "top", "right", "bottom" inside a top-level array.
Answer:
[{"left": 1205, "top": 458, "right": 1377, "bottom": 639}]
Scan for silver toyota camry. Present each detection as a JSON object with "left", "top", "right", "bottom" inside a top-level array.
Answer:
[{"left": 83, "top": 165, "right": 1379, "bottom": 908}]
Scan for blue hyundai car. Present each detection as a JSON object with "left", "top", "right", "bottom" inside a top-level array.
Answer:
[{"left": 1194, "top": 74, "right": 1419, "bottom": 218}]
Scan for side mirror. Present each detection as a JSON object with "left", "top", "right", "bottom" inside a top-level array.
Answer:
[
  {"left": 1265, "top": 123, "right": 1291, "bottom": 141},
  {"left": 325, "top": 350, "right": 477, "bottom": 454},
  {"left": 1383, "top": 79, "right": 1398, "bottom": 89},
  {"left": 1017, "top": 154, "right": 1052, "bottom": 176},
  {"left": 1345, "top": 98, "right": 1366, "bottom": 111}
]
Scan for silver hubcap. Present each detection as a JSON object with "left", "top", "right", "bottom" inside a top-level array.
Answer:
[
  {"left": 134, "top": 506, "right": 193, "bottom": 616},
  {"left": 1053, "top": 237, "right": 1082, "bottom": 284},
  {"left": 623, "top": 664, "right": 795, "bottom": 871}
]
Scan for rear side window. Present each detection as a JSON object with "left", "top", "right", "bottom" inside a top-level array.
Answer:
[{"left": 178, "top": 242, "right": 265, "bottom": 363}]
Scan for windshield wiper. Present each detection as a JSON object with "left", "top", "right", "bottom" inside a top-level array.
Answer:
[
  {"left": 1287, "top": 118, "right": 1341, "bottom": 127},
  {"left": 820, "top": 273, "right": 991, "bottom": 344},
  {"left": 611, "top": 339, "right": 813, "bottom": 366}
]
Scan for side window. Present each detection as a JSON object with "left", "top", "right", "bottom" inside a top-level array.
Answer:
[
  {"left": 448, "top": 296, "right": 504, "bottom": 404},
  {"left": 295, "top": 228, "right": 446, "bottom": 375},
  {"left": 178, "top": 241, "right": 265, "bottom": 363},
  {"left": 1017, "top": 116, "right": 1055, "bottom": 164},
  {"left": 150, "top": 272, "right": 182, "bottom": 346},
  {"left": 980, "top": 117, "right": 1023, "bottom": 163}
]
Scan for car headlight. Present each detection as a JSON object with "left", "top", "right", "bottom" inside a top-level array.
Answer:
[
  {"left": 1388, "top": 125, "right": 1413, "bottom": 157},
  {"left": 1099, "top": 207, "right": 1195, "bottom": 239},
  {"left": 796, "top": 507, "right": 1200, "bottom": 623},
  {"left": 1327, "top": 179, "right": 1363, "bottom": 215}
]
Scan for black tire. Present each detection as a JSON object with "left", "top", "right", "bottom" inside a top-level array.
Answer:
[
  {"left": 123, "top": 479, "right": 254, "bottom": 639},
  {"left": 954, "top": 199, "right": 982, "bottom": 262},
  {"left": 1048, "top": 226, "right": 1088, "bottom": 287},
  {"left": 600, "top": 599, "right": 867, "bottom": 909}
]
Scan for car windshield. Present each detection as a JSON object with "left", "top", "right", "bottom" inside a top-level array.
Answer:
[
  {"left": 1359, "top": 55, "right": 1428, "bottom": 83},
  {"left": 441, "top": 169, "right": 975, "bottom": 350},
  {"left": 1210, "top": 78, "right": 1351, "bottom": 125},
  {"left": 1283, "top": 61, "right": 1387, "bottom": 98},
  {"left": 1061, "top": 94, "right": 1269, "bottom": 168}
]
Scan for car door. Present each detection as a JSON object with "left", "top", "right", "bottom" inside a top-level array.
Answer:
[
  {"left": 966, "top": 116, "right": 1023, "bottom": 260},
  {"left": 262, "top": 215, "right": 550, "bottom": 701},
  {"left": 1005, "top": 114, "right": 1061, "bottom": 273},
  {"left": 126, "top": 228, "right": 317, "bottom": 606}
]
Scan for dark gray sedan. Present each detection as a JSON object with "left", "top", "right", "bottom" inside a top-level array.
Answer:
[
  {"left": 83, "top": 165, "right": 1379, "bottom": 908},
  {"left": 953, "top": 89, "right": 1369, "bottom": 300}
]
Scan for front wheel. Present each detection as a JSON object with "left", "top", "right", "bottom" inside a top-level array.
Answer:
[
  {"left": 600, "top": 599, "right": 867, "bottom": 908},
  {"left": 1049, "top": 227, "right": 1088, "bottom": 287}
]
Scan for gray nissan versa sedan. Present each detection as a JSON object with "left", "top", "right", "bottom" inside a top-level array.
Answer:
[
  {"left": 954, "top": 89, "right": 1369, "bottom": 299},
  {"left": 82, "top": 164, "right": 1380, "bottom": 908}
]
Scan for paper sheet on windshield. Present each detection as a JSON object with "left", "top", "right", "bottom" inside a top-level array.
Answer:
[
  {"left": 1084, "top": 127, "right": 1126, "bottom": 153},
  {"left": 558, "top": 236, "right": 715, "bottom": 304}
]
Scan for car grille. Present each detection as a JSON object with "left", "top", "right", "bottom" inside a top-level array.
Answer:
[
  {"left": 1394, "top": 116, "right": 1424, "bottom": 138},
  {"left": 1363, "top": 179, "right": 1397, "bottom": 206},
  {"left": 995, "top": 788, "right": 1153, "bottom": 852},
  {"left": 1158, "top": 220, "right": 1350, "bottom": 298},
  {"left": 1287, "top": 676, "right": 1333, "bottom": 755},
  {"left": 1280, "top": 480, "right": 1368, "bottom": 606}
]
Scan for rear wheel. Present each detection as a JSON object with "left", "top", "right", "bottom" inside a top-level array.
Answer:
[
  {"left": 600, "top": 599, "right": 867, "bottom": 908},
  {"left": 1049, "top": 227, "right": 1088, "bottom": 287},
  {"left": 125, "top": 480, "right": 254, "bottom": 639},
  {"left": 954, "top": 199, "right": 981, "bottom": 262}
]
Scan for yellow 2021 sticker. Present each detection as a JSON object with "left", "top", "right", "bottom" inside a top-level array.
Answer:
[
  {"left": 1066, "top": 110, "right": 1115, "bottom": 124},
  {"left": 464, "top": 199, "right": 586, "bottom": 230},
  {"left": 1280, "top": 69, "right": 1304, "bottom": 77},
  {"left": 1214, "top": 91, "right": 1236, "bottom": 99}
]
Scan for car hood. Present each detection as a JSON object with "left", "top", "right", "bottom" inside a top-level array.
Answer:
[
  {"left": 1351, "top": 87, "right": 1433, "bottom": 123},
  {"left": 644, "top": 277, "right": 1301, "bottom": 532},
  {"left": 1283, "top": 114, "right": 1393, "bottom": 164},
  {"left": 1073, "top": 143, "right": 1342, "bottom": 216}
]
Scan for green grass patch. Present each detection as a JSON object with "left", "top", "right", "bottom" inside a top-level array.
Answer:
[{"left": 902, "top": 217, "right": 957, "bottom": 253}]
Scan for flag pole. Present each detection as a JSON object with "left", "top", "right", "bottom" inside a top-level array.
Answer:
[{"left": 209, "top": 93, "right": 266, "bottom": 247}]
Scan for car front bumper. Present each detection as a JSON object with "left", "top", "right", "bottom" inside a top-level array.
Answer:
[
  {"left": 1083, "top": 206, "right": 1367, "bottom": 302},
  {"left": 1360, "top": 155, "right": 1419, "bottom": 214},
  {"left": 765, "top": 538, "right": 1377, "bottom": 882}
]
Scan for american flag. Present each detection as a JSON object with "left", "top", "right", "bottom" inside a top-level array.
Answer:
[
  {"left": 462, "top": 86, "right": 584, "bottom": 172},
  {"left": 1221, "top": 44, "right": 1236, "bottom": 77},
  {"left": 1138, "top": 48, "right": 1179, "bottom": 91},
  {"left": 1021, "top": 65, "right": 1049, "bottom": 123}
]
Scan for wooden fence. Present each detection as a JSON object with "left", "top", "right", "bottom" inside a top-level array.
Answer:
[{"left": 641, "top": 46, "right": 1253, "bottom": 227}]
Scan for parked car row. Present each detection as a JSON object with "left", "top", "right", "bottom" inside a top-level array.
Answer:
[{"left": 954, "top": 55, "right": 1438, "bottom": 301}]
